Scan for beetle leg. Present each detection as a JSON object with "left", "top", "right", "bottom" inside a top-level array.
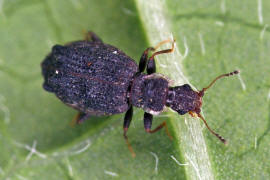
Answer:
[
  {"left": 146, "top": 57, "right": 156, "bottom": 74},
  {"left": 139, "top": 39, "right": 175, "bottom": 74},
  {"left": 84, "top": 31, "right": 103, "bottom": 43},
  {"left": 138, "top": 48, "right": 156, "bottom": 74},
  {"left": 139, "top": 40, "right": 172, "bottom": 73},
  {"left": 146, "top": 39, "right": 175, "bottom": 74},
  {"left": 70, "top": 112, "right": 90, "bottom": 127},
  {"left": 123, "top": 106, "right": 136, "bottom": 157},
  {"left": 139, "top": 47, "right": 155, "bottom": 72},
  {"left": 144, "top": 112, "right": 173, "bottom": 140}
]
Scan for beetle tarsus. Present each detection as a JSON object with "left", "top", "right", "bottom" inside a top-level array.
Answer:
[{"left": 123, "top": 129, "right": 136, "bottom": 158}]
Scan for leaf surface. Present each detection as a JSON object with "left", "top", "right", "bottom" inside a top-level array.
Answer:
[{"left": 0, "top": 0, "right": 269, "bottom": 179}]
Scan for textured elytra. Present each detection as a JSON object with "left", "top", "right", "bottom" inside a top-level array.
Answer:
[{"left": 42, "top": 41, "right": 138, "bottom": 115}]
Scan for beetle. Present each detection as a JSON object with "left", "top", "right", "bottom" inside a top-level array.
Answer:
[{"left": 41, "top": 31, "right": 239, "bottom": 157}]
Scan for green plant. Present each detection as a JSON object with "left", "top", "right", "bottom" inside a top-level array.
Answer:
[{"left": 0, "top": 0, "right": 269, "bottom": 179}]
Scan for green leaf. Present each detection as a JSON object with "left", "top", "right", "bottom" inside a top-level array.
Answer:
[{"left": 0, "top": 0, "right": 269, "bottom": 179}]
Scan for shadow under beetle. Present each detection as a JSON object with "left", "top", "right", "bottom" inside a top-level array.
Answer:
[{"left": 41, "top": 31, "right": 239, "bottom": 157}]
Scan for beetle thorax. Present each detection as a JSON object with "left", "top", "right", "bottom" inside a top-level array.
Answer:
[{"left": 130, "top": 73, "right": 170, "bottom": 115}]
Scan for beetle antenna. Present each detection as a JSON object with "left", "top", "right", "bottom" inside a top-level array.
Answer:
[
  {"left": 198, "top": 70, "right": 239, "bottom": 97},
  {"left": 197, "top": 113, "right": 227, "bottom": 144}
]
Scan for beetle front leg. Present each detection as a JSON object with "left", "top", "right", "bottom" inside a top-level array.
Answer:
[
  {"left": 139, "top": 47, "right": 155, "bottom": 72},
  {"left": 139, "top": 39, "right": 175, "bottom": 74},
  {"left": 146, "top": 57, "right": 156, "bottom": 74},
  {"left": 144, "top": 112, "right": 173, "bottom": 139},
  {"left": 146, "top": 39, "right": 175, "bottom": 75}
]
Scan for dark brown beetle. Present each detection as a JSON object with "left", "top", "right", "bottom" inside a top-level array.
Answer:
[{"left": 41, "top": 32, "right": 239, "bottom": 157}]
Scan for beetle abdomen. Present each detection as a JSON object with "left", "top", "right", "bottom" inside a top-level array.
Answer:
[{"left": 41, "top": 41, "right": 138, "bottom": 115}]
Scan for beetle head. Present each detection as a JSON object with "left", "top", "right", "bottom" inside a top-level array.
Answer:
[
  {"left": 166, "top": 84, "right": 202, "bottom": 115},
  {"left": 166, "top": 70, "right": 239, "bottom": 144}
]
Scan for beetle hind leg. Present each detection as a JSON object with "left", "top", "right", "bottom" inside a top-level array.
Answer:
[
  {"left": 70, "top": 112, "right": 90, "bottom": 127},
  {"left": 84, "top": 31, "right": 103, "bottom": 43}
]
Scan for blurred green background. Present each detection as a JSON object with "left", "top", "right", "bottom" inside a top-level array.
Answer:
[{"left": 0, "top": 0, "right": 269, "bottom": 179}]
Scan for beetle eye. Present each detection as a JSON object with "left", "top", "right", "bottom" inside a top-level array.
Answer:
[
  {"left": 182, "top": 84, "right": 191, "bottom": 90},
  {"left": 177, "top": 109, "right": 187, "bottom": 115}
]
